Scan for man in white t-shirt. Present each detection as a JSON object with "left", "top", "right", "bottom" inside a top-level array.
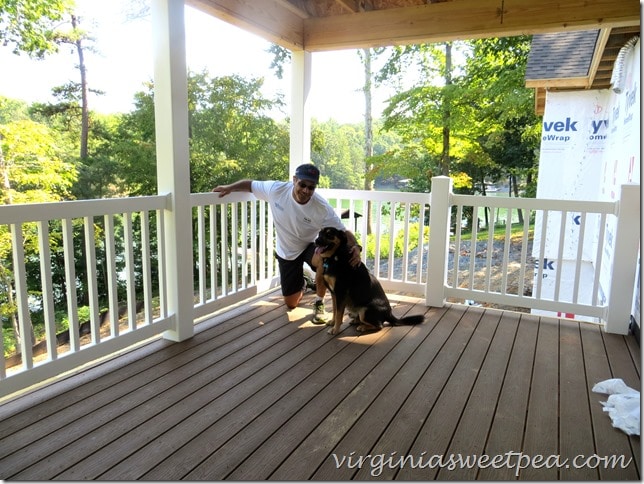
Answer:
[{"left": 212, "top": 164, "right": 361, "bottom": 324}]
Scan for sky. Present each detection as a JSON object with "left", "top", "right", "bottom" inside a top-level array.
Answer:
[{"left": 0, "top": 0, "right": 393, "bottom": 124}]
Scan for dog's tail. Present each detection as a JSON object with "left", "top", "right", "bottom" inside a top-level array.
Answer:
[{"left": 389, "top": 314, "right": 425, "bottom": 326}]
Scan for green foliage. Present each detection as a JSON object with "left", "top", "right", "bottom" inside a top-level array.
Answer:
[
  {"left": 459, "top": 37, "right": 540, "bottom": 195},
  {"left": 0, "top": 118, "right": 77, "bottom": 203},
  {"left": 311, "top": 119, "right": 364, "bottom": 189},
  {"left": 58, "top": 305, "right": 90, "bottom": 332},
  {"left": 0, "top": 96, "right": 30, "bottom": 123},
  {"left": 112, "top": 72, "right": 291, "bottom": 196},
  {"left": 0, "top": 0, "right": 73, "bottom": 57},
  {"left": 365, "top": 224, "right": 429, "bottom": 259},
  {"left": 3, "top": 325, "right": 16, "bottom": 356},
  {"left": 187, "top": 72, "right": 289, "bottom": 191},
  {"left": 111, "top": 87, "right": 158, "bottom": 196},
  {"left": 267, "top": 44, "right": 291, "bottom": 80},
  {"left": 375, "top": 37, "right": 540, "bottom": 195}
]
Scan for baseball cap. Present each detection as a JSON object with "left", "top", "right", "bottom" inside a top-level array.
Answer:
[{"left": 294, "top": 164, "right": 320, "bottom": 184}]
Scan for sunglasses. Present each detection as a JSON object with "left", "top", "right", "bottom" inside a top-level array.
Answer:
[{"left": 297, "top": 180, "right": 317, "bottom": 191}]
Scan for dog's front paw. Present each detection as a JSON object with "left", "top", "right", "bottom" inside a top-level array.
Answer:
[
  {"left": 327, "top": 327, "right": 337, "bottom": 335},
  {"left": 356, "top": 324, "right": 380, "bottom": 333}
]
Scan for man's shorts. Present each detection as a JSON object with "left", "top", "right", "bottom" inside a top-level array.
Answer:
[{"left": 275, "top": 243, "right": 317, "bottom": 297}]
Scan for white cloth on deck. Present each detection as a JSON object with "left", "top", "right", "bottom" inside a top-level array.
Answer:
[{"left": 592, "top": 378, "right": 640, "bottom": 436}]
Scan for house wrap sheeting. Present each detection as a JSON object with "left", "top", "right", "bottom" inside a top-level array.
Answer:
[{"left": 533, "top": 39, "right": 640, "bottom": 323}]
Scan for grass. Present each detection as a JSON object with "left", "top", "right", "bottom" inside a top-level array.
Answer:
[{"left": 455, "top": 222, "right": 535, "bottom": 242}]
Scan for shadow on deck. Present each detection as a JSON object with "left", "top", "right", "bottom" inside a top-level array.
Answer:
[{"left": 0, "top": 290, "right": 640, "bottom": 480}]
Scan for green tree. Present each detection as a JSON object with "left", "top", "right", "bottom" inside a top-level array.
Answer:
[
  {"left": 0, "top": 116, "right": 78, "bottom": 354},
  {"left": 113, "top": 72, "right": 290, "bottom": 195},
  {"left": 462, "top": 37, "right": 540, "bottom": 199},
  {"left": 189, "top": 72, "right": 289, "bottom": 191},
  {"left": 0, "top": 119, "right": 76, "bottom": 203},
  {"left": 0, "top": 0, "right": 73, "bottom": 57},
  {"left": 0, "top": 97, "right": 30, "bottom": 123},
  {"left": 375, "top": 37, "right": 539, "bottom": 198},
  {"left": 111, "top": 87, "right": 158, "bottom": 196},
  {"left": 376, "top": 42, "right": 474, "bottom": 189},
  {"left": 311, "top": 120, "right": 363, "bottom": 189},
  {"left": 29, "top": 12, "right": 103, "bottom": 165}
]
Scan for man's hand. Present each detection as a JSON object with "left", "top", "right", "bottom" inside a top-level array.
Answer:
[
  {"left": 212, "top": 185, "right": 231, "bottom": 197},
  {"left": 344, "top": 230, "right": 362, "bottom": 267},
  {"left": 212, "top": 179, "right": 252, "bottom": 197}
]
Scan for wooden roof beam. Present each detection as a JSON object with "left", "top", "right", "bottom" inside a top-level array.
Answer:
[
  {"left": 587, "top": 28, "right": 612, "bottom": 88},
  {"left": 334, "top": 0, "right": 360, "bottom": 14},
  {"left": 303, "top": 0, "right": 641, "bottom": 51},
  {"left": 186, "top": 0, "right": 307, "bottom": 50},
  {"left": 525, "top": 77, "right": 592, "bottom": 89}
]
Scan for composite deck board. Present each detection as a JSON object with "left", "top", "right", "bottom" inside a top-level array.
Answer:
[
  {"left": 521, "top": 316, "right": 561, "bottom": 480},
  {"left": 70, "top": 297, "right": 346, "bottom": 480},
  {"left": 145, "top": 300, "right": 425, "bottom": 481},
  {"left": 559, "top": 319, "right": 599, "bottom": 480},
  {"left": 0, "top": 290, "right": 640, "bottom": 481},
  {"left": 581, "top": 324, "right": 640, "bottom": 480},
  {"left": 266, "top": 301, "right": 433, "bottom": 481},
  {"left": 435, "top": 310, "right": 521, "bottom": 481},
  {"left": 626, "top": 335, "right": 640, "bottom": 375},
  {"left": 7, "top": 296, "right": 302, "bottom": 479},
  {"left": 397, "top": 305, "right": 500, "bottom": 480},
  {"left": 477, "top": 312, "right": 540, "bottom": 480},
  {"left": 215, "top": 299, "right": 431, "bottom": 481},
  {"left": 351, "top": 303, "right": 475, "bottom": 480},
  {"left": 309, "top": 306, "right": 449, "bottom": 481}
]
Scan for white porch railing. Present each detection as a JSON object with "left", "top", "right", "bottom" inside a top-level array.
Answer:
[
  {"left": 190, "top": 192, "right": 280, "bottom": 321},
  {"left": 425, "top": 177, "right": 640, "bottom": 335},
  {"left": 0, "top": 195, "right": 174, "bottom": 397},
  {"left": 0, "top": 177, "right": 639, "bottom": 398}
]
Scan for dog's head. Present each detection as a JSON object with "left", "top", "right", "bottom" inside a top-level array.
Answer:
[{"left": 314, "top": 227, "right": 347, "bottom": 258}]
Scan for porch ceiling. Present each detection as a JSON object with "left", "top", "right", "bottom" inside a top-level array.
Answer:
[{"left": 185, "top": 0, "right": 639, "bottom": 52}]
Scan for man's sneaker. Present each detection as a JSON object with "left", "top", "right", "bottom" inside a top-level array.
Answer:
[
  {"left": 303, "top": 273, "right": 316, "bottom": 291},
  {"left": 347, "top": 311, "right": 359, "bottom": 325},
  {"left": 313, "top": 300, "right": 329, "bottom": 325}
]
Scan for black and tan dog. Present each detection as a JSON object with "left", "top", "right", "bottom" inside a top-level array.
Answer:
[{"left": 314, "top": 227, "right": 425, "bottom": 335}]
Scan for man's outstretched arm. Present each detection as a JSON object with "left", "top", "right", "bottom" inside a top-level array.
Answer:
[{"left": 212, "top": 179, "right": 253, "bottom": 197}]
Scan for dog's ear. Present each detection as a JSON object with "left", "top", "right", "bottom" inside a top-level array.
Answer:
[{"left": 338, "top": 229, "right": 348, "bottom": 243}]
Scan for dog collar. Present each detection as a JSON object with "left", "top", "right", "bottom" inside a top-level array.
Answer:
[{"left": 322, "top": 256, "right": 339, "bottom": 271}]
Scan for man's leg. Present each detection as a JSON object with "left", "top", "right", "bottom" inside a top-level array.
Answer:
[
  {"left": 311, "top": 250, "right": 327, "bottom": 300},
  {"left": 276, "top": 252, "right": 307, "bottom": 310},
  {"left": 310, "top": 249, "right": 330, "bottom": 324},
  {"left": 283, "top": 291, "right": 303, "bottom": 310}
]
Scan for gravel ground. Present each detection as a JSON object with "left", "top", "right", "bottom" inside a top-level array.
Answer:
[{"left": 366, "top": 238, "right": 536, "bottom": 312}]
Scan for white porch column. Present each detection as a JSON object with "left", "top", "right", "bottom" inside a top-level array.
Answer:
[
  {"left": 152, "top": 0, "right": 194, "bottom": 341},
  {"left": 290, "top": 50, "right": 312, "bottom": 175},
  {"left": 603, "top": 183, "right": 641, "bottom": 334},
  {"left": 426, "top": 176, "right": 452, "bottom": 307}
]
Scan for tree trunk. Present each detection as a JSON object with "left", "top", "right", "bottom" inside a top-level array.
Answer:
[
  {"left": 511, "top": 173, "right": 524, "bottom": 224},
  {"left": 0, "top": 140, "right": 27, "bottom": 350},
  {"left": 440, "top": 42, "right": 452, "bottom": 176},
  {"left": 362, "top": 47, "right": 374, "bottom": 235},
  {"left": 0, "top": 139, "right": 12, "bottom": 205},
  {"left": 72, "top": 15, "right": 89, "bottom": 161}
]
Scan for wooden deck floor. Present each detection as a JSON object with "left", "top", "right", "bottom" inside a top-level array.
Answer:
[{"left": 0, "top": 290, "right": 640, "bottom": 480}]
